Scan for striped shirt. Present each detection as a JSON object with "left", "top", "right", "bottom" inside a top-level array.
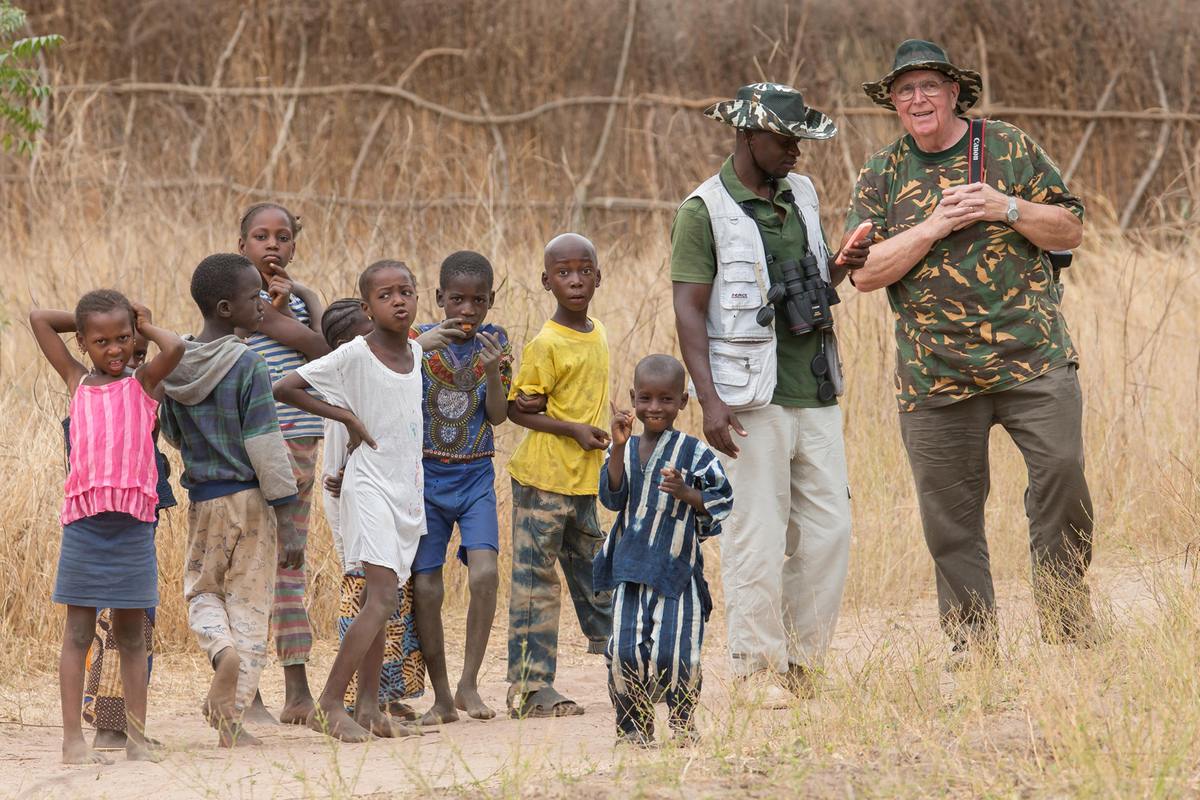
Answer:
[
  {"left": 246, "top": 291, "right": 324, "bottom": 439},
  {"left": 594, "top": 430, "right": 733, "bottom": 599},
  {"left": 62, "top": 377, "right": 159, "bottom": 525}
]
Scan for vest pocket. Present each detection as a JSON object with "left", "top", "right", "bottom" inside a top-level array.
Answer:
[
  {"left": 709, "top": 339, "right": 768, "bottom": 409},
  {"left": 718, "top": 262, "right": 762, "bottom": 310}
]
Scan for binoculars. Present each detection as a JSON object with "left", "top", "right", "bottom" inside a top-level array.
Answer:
[{"left": 755, "top": 255, "right": 840, "bottom": 336}]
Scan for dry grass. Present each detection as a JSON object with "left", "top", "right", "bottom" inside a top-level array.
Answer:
[
  {"left": 2, "top": 0, "right": 1200, "bottom": 795},
  {"left": 2, "top": 194, "right": 1199, "bottom": 796}
]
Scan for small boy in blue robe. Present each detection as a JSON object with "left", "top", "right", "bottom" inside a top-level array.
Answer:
[{"left": 594, "top": 354, "right": 733, "bottom": 746}]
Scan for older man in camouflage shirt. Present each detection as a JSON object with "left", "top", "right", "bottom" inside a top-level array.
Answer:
[{"left": 845, "top": 40, "right": 1096, "bottom": 668}]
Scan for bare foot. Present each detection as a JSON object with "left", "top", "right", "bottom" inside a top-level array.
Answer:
[
  {"left": 200, "top": 699, "right": 222, "bottom": 731},
  {"left": 205, "top": 649, "right": 239, "bottom": 717},
  {"left": 307, "top": 704, "right": 373, "bottom": 743},
  {"left": 205, "top": 648, "right": 244, "bottom": 743},
  {"left": 63, "top": 736, "right": 113, "bottom": 765},
  {"left": 384, "top": 701, "right": 418, "bottom": 721},
  {"left": 218, "top": 723, "right": 263, "bottom": 748},
  {"left": 279, "top": 696, "right": 315, "bottom": 726},
  {"left": 243, "top": 691, "right": 281, "bottom": 726},
  {"left": 417, "top": 699, "right": 460, "bottom": 727},
  {"left": 454, "top": 684, "right": 496, "bottom": 720},
  {"left": 126, "top": 739, "right": 166, "bottom": 762},
  {"left": 355, "top": 707, "right": 421, "bottom": 738},
  {"left": 204, "top": 697, "right": 262, "bottom": 747}
]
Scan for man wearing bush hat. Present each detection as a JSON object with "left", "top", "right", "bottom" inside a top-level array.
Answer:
[
  {"left": 672, "top": 82, "right": 870, "bottom": 705},
  {"left": 845, "top": 39, "right": 1097, "bottom": 668}
]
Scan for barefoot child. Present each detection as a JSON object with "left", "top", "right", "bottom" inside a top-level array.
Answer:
[
  {"left": 238, "top": 203, "right": 330, "bottom": 724},
  {"left": 505, "top": 233, "right": 614, "bottom": 718},
  {"left": 31, "top": 291, "right": 184, "bottom": 764},
  {"left": 42, "top": 310, "right": 178, "bottom": 752},
  {"left": 410, "top": 251, "right": 512, "bottom": 725},
  {"left": 320, "top": 298, "right": 425, "bottom": 721},
  {"left": 274, "top": 260, "right": 426, "bottom": 742},
  {"left": 597, "top": 355, "right": 732, "bottom": 746},
  {"left": 159, "top": 254, "right": 304, "bottom": 747}
]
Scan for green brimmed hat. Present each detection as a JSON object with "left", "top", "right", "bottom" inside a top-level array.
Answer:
[
  {"left": 704, "top": 82, "right": 836, "bottom": 140},
  {"left": 863, "top": 39, "right": 982, "bottom": 115}
]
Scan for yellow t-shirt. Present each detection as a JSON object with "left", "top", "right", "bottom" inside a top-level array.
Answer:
[{"left": 506, "top": 318, "right": 610, "bottom": 496}]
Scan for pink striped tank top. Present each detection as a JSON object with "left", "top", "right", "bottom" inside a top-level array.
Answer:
[{"left": 62, "top": 376, "right": 159, "bottom": 526}]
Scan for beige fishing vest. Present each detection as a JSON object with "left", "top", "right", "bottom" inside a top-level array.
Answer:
[{"left": 683, "top": 172, "right": 843, "bottom": 411}]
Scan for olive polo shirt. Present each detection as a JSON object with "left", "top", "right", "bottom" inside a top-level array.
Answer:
[{"left": 670, "top": 156, "right": 834, "bottom": 408}]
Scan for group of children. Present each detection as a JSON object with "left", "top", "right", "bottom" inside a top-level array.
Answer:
[{"left": 32, "top": 204, "right": 736, "bottom": 765}]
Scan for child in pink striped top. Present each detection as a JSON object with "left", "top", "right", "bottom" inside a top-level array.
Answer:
[{"left": 31, "top": 290, "right": 183, "bottom": 766}]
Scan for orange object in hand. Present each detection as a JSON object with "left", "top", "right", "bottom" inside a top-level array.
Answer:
[{"left": 835, "top": 221, "right": 874, "bottom": 265}]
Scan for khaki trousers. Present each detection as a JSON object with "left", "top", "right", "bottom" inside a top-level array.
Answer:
[
  {"left": 719, "top": 403, "right": 851, "bottom": 677},
  {"left": 898, "top": 365, "right": 1094, "bottom": 644},
  {"left": 184, "top": 489, "right": 278, "bottom": 713}
]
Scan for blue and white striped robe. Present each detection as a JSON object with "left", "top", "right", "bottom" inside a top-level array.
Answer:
[{"left": 594, "top": 430, "right": 732, "bottom": 706}]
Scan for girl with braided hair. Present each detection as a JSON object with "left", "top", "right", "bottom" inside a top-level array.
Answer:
[
  {"left": 237, "top": 202, "right": 329, "bottom": 724},
  {"left": 30, "top": 290, "right": 184, "bottom": 764}
]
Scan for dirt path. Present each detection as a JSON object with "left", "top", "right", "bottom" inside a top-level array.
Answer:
[{"left": 1, "top": 565, "right": 1162, "bottom": 798}]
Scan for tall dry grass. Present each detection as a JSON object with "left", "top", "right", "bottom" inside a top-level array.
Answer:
[
  {"left": 0, "top": 5, "right": 1198, "bottom": 793},
  {"left": 1, "top": 188, "right": 1199, "bottom": 669},
  {"left": 4, "top": 0, "right": 1200, "bottom": 234},
  {"left": 0, "top": 0, "right": 1195, "bottom": 653}
]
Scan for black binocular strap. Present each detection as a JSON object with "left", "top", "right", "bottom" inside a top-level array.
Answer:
[
  {"left": 968, "top": 118, "right": 986, "bottom": 184},
  {"left": 738, "top": 192, "right": 810, "bottom": 268},
  {"left": 738, "top": 200, "right": 774, "bottom": 266}
]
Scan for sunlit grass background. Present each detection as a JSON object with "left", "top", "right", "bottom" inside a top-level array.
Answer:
[{"left": 2, "top": 0, "right": 1200, "bottom": 794}]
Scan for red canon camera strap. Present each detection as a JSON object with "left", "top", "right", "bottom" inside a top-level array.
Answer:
[{"left": 967, "top": 118, "right": 986, "bottom": 184}]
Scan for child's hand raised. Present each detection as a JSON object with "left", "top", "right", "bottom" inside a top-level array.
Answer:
[
  {"left": 477, "top": 331, "right": 504, "bottom": 374},
  {"left": 572, "top": 422, "right": 611, "bottom": 452},
  {"left": 415, "top": 318, "right": 472, "bottom": 351},
  {"left": 132, "top": 303, "right": 153, "bottom": 332},
  {"left": 323, "top": 469, "right": 344, "bottom": 498},
  {"left": 609, "top": 400, "right": 633, "bottom": 447}
]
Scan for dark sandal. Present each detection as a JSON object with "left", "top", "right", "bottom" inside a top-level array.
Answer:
[
  {"left": 508, "top": 686, "right": 585, "bottom": 719},
  {"left": 384, "top": 702, "right": 418, "bottom": 722}
]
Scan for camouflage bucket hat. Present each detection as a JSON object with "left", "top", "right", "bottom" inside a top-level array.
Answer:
[
  {"left": 863, "top": 39, "right": 982, "bottom": 115},
  {"left": 704, "top": 82, "right": 836, "bottom": 140}
]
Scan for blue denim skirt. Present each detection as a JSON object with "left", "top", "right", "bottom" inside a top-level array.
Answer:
[{"left": 53, "top": 511, "right": 159, "bottom": 608}]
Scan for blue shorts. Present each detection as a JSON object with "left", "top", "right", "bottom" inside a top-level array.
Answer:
[{"left": 412, "top": 458, "right": 499, "bottom": 575}]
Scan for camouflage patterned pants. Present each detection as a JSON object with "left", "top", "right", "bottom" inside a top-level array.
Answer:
[
  {"left": 899, "top": 365, "right": 1095, "bottom": 645},
  {"left": 507, "top": 480, "right": 612, "bottom": 707}
]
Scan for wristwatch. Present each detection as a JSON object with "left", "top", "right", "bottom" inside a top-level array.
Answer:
[{"left": 1006, "top": 196, "right": 1019, "bottom": 224}]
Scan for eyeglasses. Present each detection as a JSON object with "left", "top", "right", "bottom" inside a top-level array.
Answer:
[{"left": 892, "top": 79, "right": 953, "bottom": 103}]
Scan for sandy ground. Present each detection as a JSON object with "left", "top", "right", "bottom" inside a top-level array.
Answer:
[{"left": 1, "top": 565, "right": 1161, "bottom": 799}]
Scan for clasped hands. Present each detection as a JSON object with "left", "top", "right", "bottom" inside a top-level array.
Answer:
[{"left": 929, "top": 182, "right": 1013, "bottom": 237}]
